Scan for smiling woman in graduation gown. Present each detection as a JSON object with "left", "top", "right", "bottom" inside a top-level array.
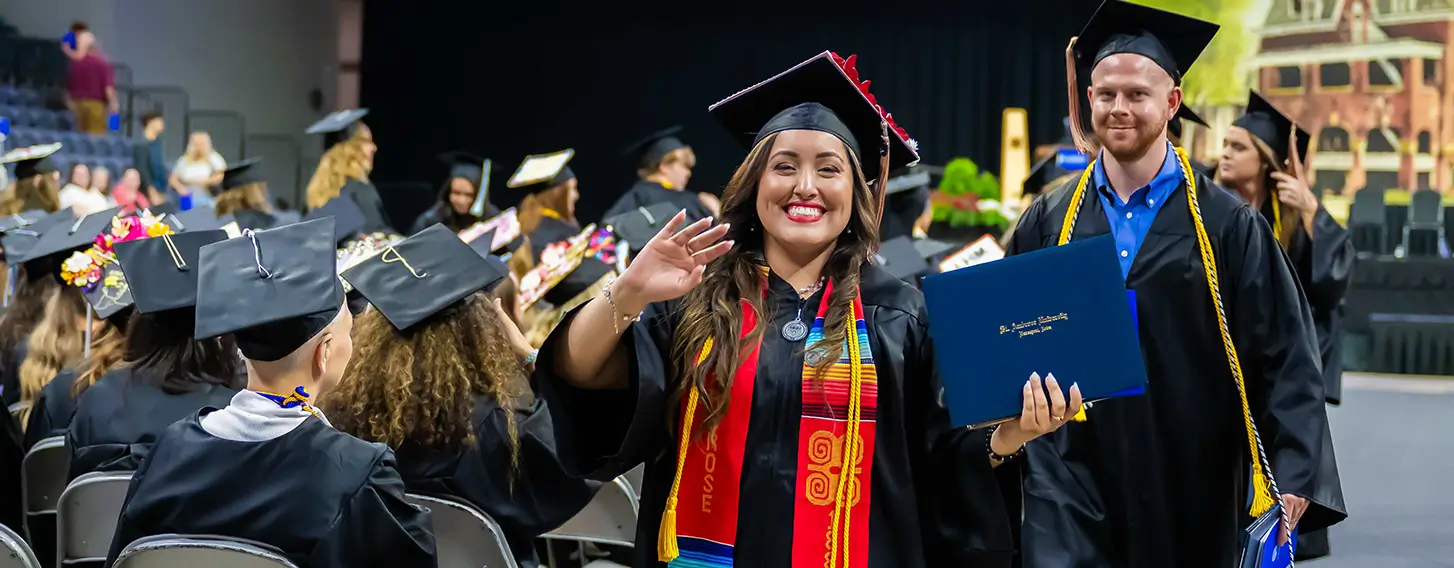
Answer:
[
  {"left": 1004, "top": 4, "right": 1342, "bottom": 566},
  {"left": 67, "top": 230, "right": 243, "bottom": 479},
  {"left": 1213, "top": 91, "right": 1352, "bottom": 559},
  {"left": 535, "top": 52, "right": 1080, "bottom": 568},
  {"left": 603, "top": 126, "right": 716, "bottom": 223},
  {"left": 328, "top": 226, "right": 595, "bottom": 567},
  {"left": 105, "top": 218, "right": 434, "bottom": 567}
]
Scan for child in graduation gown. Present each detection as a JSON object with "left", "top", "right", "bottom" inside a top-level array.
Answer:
[
  {"left": 1213, "top": 91, "right": 1351, "bottom": 559},
  {"left": 536, "top": 51, "right": 1078, "bottom": 568},
  {"left": 326, "top": 226, "right": 595, "bottom": 568},
  {"left": 67, "top": 228, "right": 244, "bottom": 480},
  {"left": 104, "top": 218, "right": 435, "bottom": 567}
]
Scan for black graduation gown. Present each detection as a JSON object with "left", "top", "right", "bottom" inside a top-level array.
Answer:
[
  {"left": 408, "top": 207, "right": 446, "bottom": 236},
  {"left": 105, "top": 409, "right": 435, "bottom": 567},
  {"left": 407, "top": 204, "right": 497, "bottom": 236},
  {"left": 602, "top": 181, "right": 713, "bottom": 225},
  {"left": 394, "top": 396, "right": 598, "bottom": 568},
  {"left": 0, "top": 403, "right": 22, "bottom": 536},
  {"left": 528, "top": 216, "right": 613, "bottom": 307},
  {"left": 232, "top": 208, "right": 279, "bottom": 232},
  {"left": 66, "top": 368, "right": 237, "bottom": 480},
  {"left": 24, "top": 370, "right": 79, "bottom": 450},
  {"left": 341, "top": 179, "right": 394, "bottom": 234},
  {"left": 1005, "top": 170, "right": 1344, "bottom": 567},
  {"left": 535, "top": 265, "right": 1015, "bottom": 568},
  {"left": 1, "top": 341, "right": 27, "bottom": 407}
]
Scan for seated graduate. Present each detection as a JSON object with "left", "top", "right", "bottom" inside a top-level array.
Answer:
[
  {"left": 104, "top": 217, "right": 435, "bottom": 567},
  {"left": 409, "top": 151, "right": 500, "bottom": 235},
  {"left": 327, "top": 225, "right": 591, "bottom": 567},
  {"left": 604, "top": 126, "right": 718, "bottom": 221},
  {"left": 1006, "top": 3, "right": 1339, "bottom": 565},
  {"left": 214, "top": 158, "right": 280, "bottom": 232},
  {"left": 304, "top": 109, "right": 393, "bottom": 234},
  {"left": 0, "top": 211, "right": 76, "bottom": 409},
  {"left": 25, "top": 213, "right": 173, "bottom": 449},
  {"left": 67, "top": 227, "right": 244, "bottom": 480},
  {"left": 508, "top": 150, "right": 615, "bottom": 309},
  {"left": 537, "top": 51, "right": 1078, "bottom": 567},
  {"left": 1214, "top": 91, "right": 1352, "bottom": 560},
  {"left": 0, "top": 143, "right": 65, "bottom": 215},
  {"left": 11, "top": 207, "right": 125, "bottom": 420}
]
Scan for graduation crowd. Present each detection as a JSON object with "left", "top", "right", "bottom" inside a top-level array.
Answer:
[{"left": 0, "top": 1, "right": 1353, "bottom": 566}]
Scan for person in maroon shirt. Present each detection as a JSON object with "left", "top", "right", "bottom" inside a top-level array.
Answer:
[{"left": 64, "top": 26, "right": 116, "bottom": 135}]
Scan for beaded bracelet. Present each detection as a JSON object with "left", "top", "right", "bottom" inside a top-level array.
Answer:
[
  {"left": 602, "top": 280, "right": 642, "bottom": 335},
  {"left": 986, "top": 424, "right": 1026, "bottom": 463}
]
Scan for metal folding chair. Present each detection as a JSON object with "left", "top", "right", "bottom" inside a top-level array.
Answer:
[
  {"left": 1348, "top": 187, "right": 1387, "bottom": 254},
  {"left": 20, "top": 436, "right": 67, "bottom": 542},
  {"left": 544, "top": 477, "right": 638, "bottom": 548},
  {"left": 56, "top": 471, "right": 133, "bottom": 566},
  {"left": 1403, "top": 189, "right": 1445, "bottom": 257},
  {"left": 404, "top": 493, "right": 518, "bottom": 568},
  {"left": 0, "top": 523, "right": 41, "bottom": 568},
  {"left": 112, "top": 535, "right": 299, "bottom": 568}
]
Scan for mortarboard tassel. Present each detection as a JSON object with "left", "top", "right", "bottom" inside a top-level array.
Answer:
[
  {"left": 470, "top": 159, "right": 492, "bottom": 218},
  {"left": 1065, "top": 38, "right": 1097, "bottom": 155}
]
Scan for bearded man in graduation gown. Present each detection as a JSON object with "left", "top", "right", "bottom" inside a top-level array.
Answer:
[{"left": 1004, "top": 3, "right": 1344, "bottom": 566}]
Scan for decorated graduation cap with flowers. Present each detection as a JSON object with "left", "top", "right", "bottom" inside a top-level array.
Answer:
[{"left": 59, "top": 212, "right": 174, "bottom": 320}]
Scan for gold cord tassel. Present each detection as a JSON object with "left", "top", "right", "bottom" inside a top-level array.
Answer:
[{"left": 658, "top": 339, "right": 714, "bottom": 562}]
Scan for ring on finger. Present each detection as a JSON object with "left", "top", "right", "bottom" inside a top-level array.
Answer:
[{"left": 1051, "top": 415, "right": 1063, "bottom": 422}]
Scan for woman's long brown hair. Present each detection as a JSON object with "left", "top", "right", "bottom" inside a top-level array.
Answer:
[
  {"left": 1213, "top": 131, "right": 1297, "bottom": 247},
  {"left": 305, "top": 137, "right": 372, "bottom": 210},
  {"left": 324, "top": 293, "right": 530, "bottom": 468},
  {"left": 72, "top": 315, "right": 129, "bottom": 398},
  {"left": 0, "top": 175, "right": 62, "bottom": 215},
  {"left": 0, "top": 273, "right": 58, "bottom": 363},
  {"left": 17, "top": 286, "right": 88, "bottom": 426},
  {"left": 215, "top": 182, "right": 274, "bottom": 217},
  {"left": 668, "top": 133, "right": 880, "bottom": 436}
]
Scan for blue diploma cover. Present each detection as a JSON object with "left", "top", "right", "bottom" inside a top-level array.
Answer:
[
  {"left": 1242, "top": 505, "right": 1296, "bottom": 568},
  {"left": 921, "top": 234, "right": 1148, "bottom": 428}
]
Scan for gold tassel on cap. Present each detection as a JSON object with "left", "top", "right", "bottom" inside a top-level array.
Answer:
[{"left": 1064, "top": 38, "right": 1096, "bottom": 155}]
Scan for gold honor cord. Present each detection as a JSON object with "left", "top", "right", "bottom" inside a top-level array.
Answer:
[
  {"left": 381, "top": 247, "right": 428, "bottom": 279},
  {"left": 1054, "top": 147, "right": 1286, "bottom": 527},
  {"left": 658, "top": 341, "right": 710, "bottom": 562},
  {"left": 827, "top": 311, "right": 865, "bottom": 568}
]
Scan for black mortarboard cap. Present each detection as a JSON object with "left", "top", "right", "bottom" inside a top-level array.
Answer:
[
  {"left": 1073, "top": 1, "right": 1219, "bottom": 86},
  {"left": 221, "top": 158, "right": 264, "bottom": 191},
  {"left": 604, "top": 202, "right": 678, "bottom": 248},
  {"left": 1232, "top": 91, "right": 1311, "bottom": 169},
  {"left": 913, "top": 238, "right": 958, "bottom": 260},
  {"left": 80, "top": 260, "right": 133, "bottom": 320},
  {"left": 466, "top": 229, "right": 498, "bottom": 258},
  {"left": 0, "top": 210, "right": 49, "bottom": 233},
  {"left": 507, "top": 150, "right": 576, "bottom": 194},
  {"left": 1, "top": 209, "right": 73, "bottom": 264},
  {"left": 709, "top": 51, "right": 919, "bottom": 186},
  {"left": 1024, "top": 154, "right": 1073, "bottom": 196},
  {"left": 873, "top": 236, "right": 932, "bottom": 281},
  {"left": 303, "top": 197, "right": 367, "bottom": 244},
  {"left": 305, "top": 109, "right": 370, "bottom": 150},
  {"left": 166, "top": 207, "right": 233, "bottom": 233},
  {"left": 1168, "top": 104, "right": 1209, "bottom": 141},
  {"left": 147, "top": 201, "right": 180, "bottom": 217},
  {"left": 16, "top": 207, "right": 122, "bottom": 264},
  {"left": 623, "top": 126, "right": 689, "bottom": 169},
  {"left": 113, "top": 230, "right": 227, "bottom": 313},
  {"left": 1, "top": 143, "right": 63, "bottom": 179},
  {"left": 342, "top": 224, "right": 508, "bottom": 330},
  {"left": 884, "top": 171, "right": 931, "bottom": 196},
  {"left": 194, "top": 218, "right": 345, "bottom": 361},
  {"left": 439, "top": 151, "right": 486, "bottom": 188},
  {"left": 880, "top": 170, "right": 933, "bottom": 241},
  {"left": 460, "top": 231, "right": 512, "bottom": 294}
]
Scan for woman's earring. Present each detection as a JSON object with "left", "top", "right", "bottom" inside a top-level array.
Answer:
[{"left": 846, "top": 227, "right": 853, "bottom": 234}]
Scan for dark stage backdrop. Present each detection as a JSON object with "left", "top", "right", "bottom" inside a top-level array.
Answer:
[{"left": 360, "top": 2, "right": 1097, "bottom": 226}]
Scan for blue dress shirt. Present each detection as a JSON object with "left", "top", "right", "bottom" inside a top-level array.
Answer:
[{"left": 1093, "top": 142, "right": 1183, "bottom": 278}]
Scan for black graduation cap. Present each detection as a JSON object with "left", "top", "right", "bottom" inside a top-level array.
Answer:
[
  {"left": 440, "top": 151, "right": 486, "bottom": 188},
  {"left": 604, "top": 202, "right": 678, "bottom": 248},
  {"left": 0, "top": 143, "right": 63, "bottom": 179},
  {"left": 194, "top": 217, "right": 345, "bottom": 361},
  {"left": 303, "top": 197, "right": 367, "bottom": 244},
  {"left": 1232, "top": 91, "right": 1311, "bottom": 169},
  {"left": 1024, "top": 154, "right": 1074, "bottom": 196},
  {"left": 708, "top": 51, "right": 919, "bottom": 185},
  {"left": 166, "top": 207, "right": 234, "bottom": 233},
  {"left": 913, "top": 238, "right": 958, "bottom": 260},
  {"left": 873, "top": 236, "right": 933, "bottom": 281},
  {"left": 147, "top": 201, "right": 181, "bottom": 217},
  {"left": 623, "top": 125, "right": 689, "bottom": 169},
  {"left": 0, "top": 210, "right": 49, "bottom": 233},
  {"left": 1168, "top": 104, "right": 1209, "bottom": 141},
  {"left": 507, "top": 150, "right": 576, "bottom": 193},
  {"left": 880, "top": 170, "right": 933, "bottom": 241},
  {"left": 221, "top": 158, "right": 264, "bottom": 191},
  {"left": 14, "top": 207, "right": 123, "bottom": 264},
  {"left": 466, "top": 228, "right": 498, "bottom": 258},
  {"left": 335, "top": 233, "right": 404, "bottom": 317},
  {"left": 79, "top": 260, "right": 134, "bottom": 320},
  {"left": 1068, "top": 1, "right": 1219, "bottom": 150},
  {"left": 0, "top": 209, "right": 73, "bottom": 264},
  {"left": 342, "top": 224, "right": 509, "bottom": 331},
  {"left": 113, "top": 230, "right": 227, "bottom": 313},
  {"left": 305, "top": 109, "right": 370, "bottom": 150}
]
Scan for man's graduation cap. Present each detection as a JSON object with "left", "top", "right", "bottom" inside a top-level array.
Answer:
[
  {"left": 342, "top": 224, "right": 509, "bottom": 331},
  {"left": 709, "top": 51, "right": 918, "bottom": 186},
  {"left": 0, "top": 143, "right": 63, "bottom": 179},
  {"left": 1067, "top": 1, "right": 1220, "bottom": 152},
  {"left": 303, "top": 197, "right": 367, "bottom": 244},
  {"left": 221, "top": 158, "right": 264, "bottom": 191},
  {"left": 507, "top": 150, "right": 576, "bottom": 194},
  {"left": 1233, "top": 91, "right": 1311, "bottom": 169},
  {"left": 305, "top": 109, "right": 370, "bottom": 150},
  {"left": 194, "top": 218, "right": 345, "bottom": 362},
  {"left": 624, "top": 126, "right": 690, "bottom": 169},
  {"left": 873, "top": 236, "right": 939, "bottom": 281},
  {"left": 1168, "top": 105, "right": 1209, "bottom": 142},
  {"left": 113, "top": 230, "right": 227, "bottom": 314},
  {"left": 439, "top": 151, "right": 494, "bottom": 217},
  {"left": 604, "top": 202, "right": 678, "bottom": 249}
]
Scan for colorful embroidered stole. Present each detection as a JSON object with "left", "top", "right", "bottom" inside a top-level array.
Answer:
[{"left": 661, "top": 280, "right": 878, "bottom": 568}]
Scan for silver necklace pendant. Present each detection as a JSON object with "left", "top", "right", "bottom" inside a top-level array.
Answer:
[{"left": 781, "top": 318, "right": 809, "bottom": 342}]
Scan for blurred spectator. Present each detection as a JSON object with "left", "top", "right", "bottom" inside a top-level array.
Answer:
[
  {"left": 169, "top": 131, "right": 225, "bottom": 209},
  {"left": 113, "top": 168, "right": 151, "bottom": 214},
  {"left": 131, "top": 110, "right": 169, "bottom": 206},
  {"left": 90, "top": 166, "right": 111, "bottom": 195},
  {"left": 64, "top": 24, "right": 117, "bottom": 135},
  {"left": 59, "top": 162, "right": 112, "bottom": 215}
]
